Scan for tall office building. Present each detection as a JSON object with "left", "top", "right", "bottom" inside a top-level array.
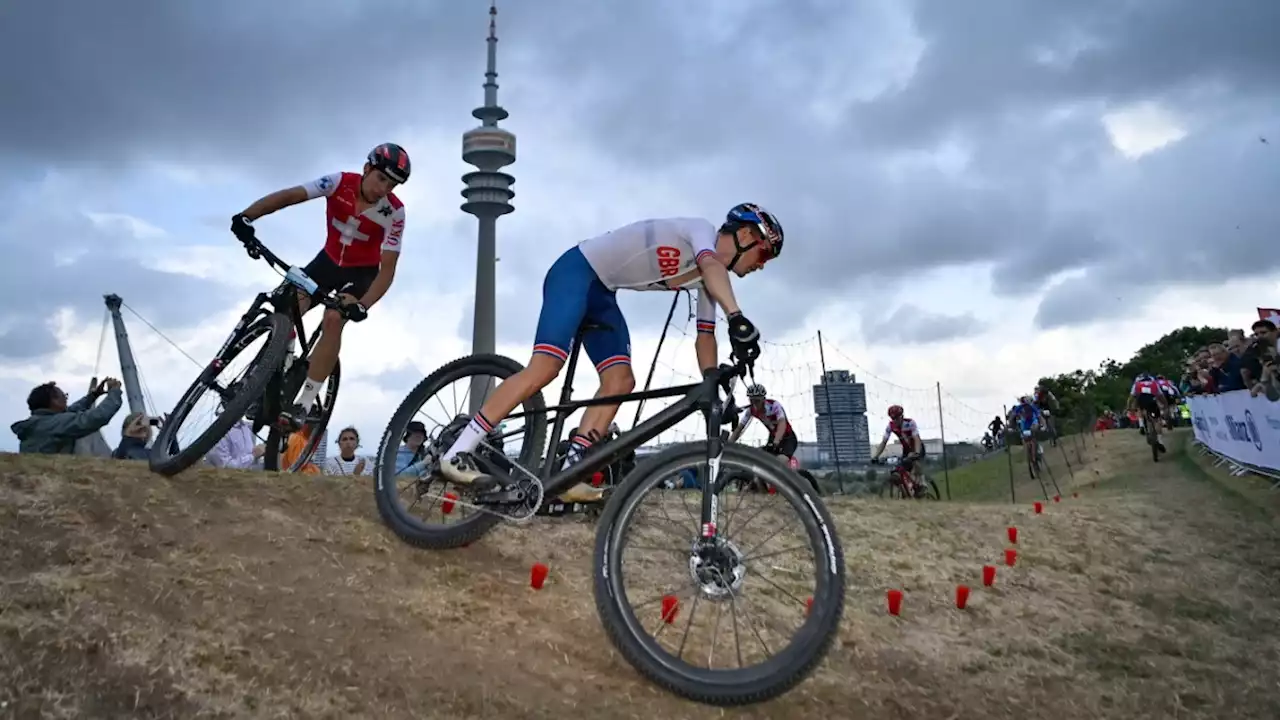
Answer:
[{"left": 813, "top": 370, "right": 871, "bottom": 466}]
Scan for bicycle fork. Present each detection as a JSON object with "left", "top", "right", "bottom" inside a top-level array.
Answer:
[{"left": 700, "top": 393, "right": 726, "bottom": 540}]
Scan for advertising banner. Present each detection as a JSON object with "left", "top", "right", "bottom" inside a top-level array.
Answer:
[{"left": 1187, "top": 390, "right": 1280, "bottom": 470}]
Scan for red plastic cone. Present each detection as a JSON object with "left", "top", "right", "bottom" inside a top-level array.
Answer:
[
  {"left": 982, "top": 564, "right": 996, "bottom": 586},
  {"left": 530, "top": 563, "right": 549, "bottom": 590},
  {"left": 1007, "top": 526, "right": 1018, "bottom": 544},
  {"left": 955, "top": 585, "right": 970, "bottom": 609},
  {"left": 441, "top": 492, "right": 458, "bottom": 515},
  {"left": 661, "top": 595, "right": 680, "bottom": 624},
  {"left": 1034, "top": 501, "right": 1043, "bottom": 514},
  {"left": 886, "top": 589, "right": 904, "bottom": 616},
  {"left": 1005, "top": 549, "right": 1018, "bottom": 567}
]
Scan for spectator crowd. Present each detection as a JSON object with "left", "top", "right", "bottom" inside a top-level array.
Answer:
[
  {"left": 9, "top": 376, "right": 426, "bottom": 478},
  {"left": 1180, "top": 317, "right": 1280, "bottom": 401}
]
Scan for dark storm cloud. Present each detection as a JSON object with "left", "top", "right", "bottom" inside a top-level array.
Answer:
[
  {"left": 862, "top": 305, "right": 985, "bottom": 345},
  {"left": 852, "top": 0, "right": 1280, "bottom": 147},
  {"left": 0, "top": 0, "right": 482, "bottom": 177},
  {"left": 0, "top": 319, "right": 62, "bottom": 360},
  {"left": 498, "top": 0, "right": 1280, "bottom": 324},
  {"left": 0, "top": 209, "right": 236, "bottom": 359},
  {"left": 5, "top": 0, "right": 1280, "bottom": 338}
]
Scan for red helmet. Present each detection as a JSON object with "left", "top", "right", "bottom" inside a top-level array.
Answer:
[{"left": 888, "top": 404, "right": 904, "bottom": 419}]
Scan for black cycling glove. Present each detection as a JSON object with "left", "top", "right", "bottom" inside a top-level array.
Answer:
[
  {"left": 725, "top": 312, "right": 761, "bottom": 364},
  {"left": 230, "top": 214, "right": 256, "bottom": 244},
  {"left": 342, "top": 302, "right": 369, "bottom": 323}
]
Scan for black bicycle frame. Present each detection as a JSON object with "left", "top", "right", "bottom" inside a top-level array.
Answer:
[{"left": 499, "top": 322, "right": 736, "bottom": 531}]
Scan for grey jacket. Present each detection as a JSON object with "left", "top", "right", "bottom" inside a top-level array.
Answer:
[{"left": 11, "top": 388, "right": 124, "bottom": 454}]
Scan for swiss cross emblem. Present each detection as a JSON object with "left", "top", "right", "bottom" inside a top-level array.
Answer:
[{"left": 331, "top": 215, "right": 369, "bottom": 246}]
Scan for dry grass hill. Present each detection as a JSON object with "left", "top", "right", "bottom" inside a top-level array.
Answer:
[{"left": 2, "top": 430, "right": 1279, "bottom": 719}]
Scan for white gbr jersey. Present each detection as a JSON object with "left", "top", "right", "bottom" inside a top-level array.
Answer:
[{"left": 578, "top": 218, "right": 719, "bottom": 333}]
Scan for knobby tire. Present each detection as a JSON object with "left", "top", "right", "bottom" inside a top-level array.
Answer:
[
  {"left": 373, "top": 353, "right": 548, "bottom": 550},
  {"left": 593, "top": 443, "right": 845, "bottom": 706},
  {"left": 149, "top": 313, "right": 292, "bottom": 476}
]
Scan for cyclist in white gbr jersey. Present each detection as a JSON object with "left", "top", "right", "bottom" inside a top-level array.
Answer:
[{"left": 438, "top": 205, "right": 785, "bottom": 503}]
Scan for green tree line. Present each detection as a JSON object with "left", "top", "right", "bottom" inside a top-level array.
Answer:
[{"left": 1035, "top": 325, "right": 1226, "bottom": 423}]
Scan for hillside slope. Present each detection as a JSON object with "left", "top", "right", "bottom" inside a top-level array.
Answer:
[{"left": 2, "top": 433, "right": 1279, "bottom": 719}]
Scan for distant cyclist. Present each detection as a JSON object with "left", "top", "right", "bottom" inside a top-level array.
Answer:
[
  {"left": 436, "top": 205, "right": 783, "bottom": 504},
  {"left": 871, "top": 405, "right": 926, "bottom": 495},
  {"left": 1032, "top": 384, "right": 1059, "bottom": 444},
  {"left": 1128, "top": 373, "right": 1168, "bottom": 453},
  {"left": 727, "top": 384, "right": 797, "bottom": 461},
  {"left": 988, "top": 415, "right": 1004, "bottom": 446},
  {"left": 1012, "top": 396, "right": 1042, "bottom": 463},
  {"left": 231, "top": 143, "right": 411, "bottom": 431}
]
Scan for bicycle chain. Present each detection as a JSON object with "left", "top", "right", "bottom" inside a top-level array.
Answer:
[{"left": 402, "top": 439, "right": 546, "bottom": 524}]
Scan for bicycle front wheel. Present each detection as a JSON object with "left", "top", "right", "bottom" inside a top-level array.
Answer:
[
  {"left": 592, "top": 443, "right": 845, "bottom": 706},
  {"left": 150, "top": 312, "right": 291, "bottom": 476}
]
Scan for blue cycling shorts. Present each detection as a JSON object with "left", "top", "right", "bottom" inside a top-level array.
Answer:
[{"left": 531, "top": 246, "right": 631, "bottom": 373}]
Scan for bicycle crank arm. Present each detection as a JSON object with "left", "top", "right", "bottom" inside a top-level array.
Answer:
[{"left": 408, "top": 480, "right": 541, "bottom": 525}]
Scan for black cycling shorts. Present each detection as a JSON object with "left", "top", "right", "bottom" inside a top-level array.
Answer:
[
  {"left": 302, "top": 250, "right": 380, "bottom": 302},
  {"left": 900, "top": 447, "right": 927, "bottom": 472},
  {"left": 766, "top": 431, "right": 799, "bottom": 458},
  {"left": 1136, "top": 393, "right": 1162, "bottom": 416}
]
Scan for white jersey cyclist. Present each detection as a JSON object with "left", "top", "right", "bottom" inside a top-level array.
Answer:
[
  {"left": 576, "top": 217, "right": 720, "bottom": 335},
  {"left": 438, "top": 203, "right": 785, "bottom": 504}
]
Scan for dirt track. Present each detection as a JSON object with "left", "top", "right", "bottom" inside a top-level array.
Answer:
[{"left": 2, "top": 431, "right": 1280, "bottom": 719}]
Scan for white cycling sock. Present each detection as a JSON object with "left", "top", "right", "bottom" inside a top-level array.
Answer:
[
  {"left": 442, "top": 412, "right": 495, "bottom": 463},
  {"left": 560, "top": 433, "right": 593, "bottom": 471},
  {"left": 295, "top": 378, "right": 322, "bottom": 410}
]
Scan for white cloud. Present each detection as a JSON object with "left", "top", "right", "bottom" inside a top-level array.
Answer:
[{"left": 1102, "top": 101, "right": 1189, "bottom": 159}]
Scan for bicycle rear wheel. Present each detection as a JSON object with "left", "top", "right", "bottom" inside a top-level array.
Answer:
[
  {"left": 593, "top": 443, "right": 845, "bottom": 706},
  {"left": 374, "top": 353, "right": 548, "bottom": 550},
  {"left": 150, "top": 312, "right": 292, "bottom": 476},
  {"left": 264, "top": 358, "right": 341, "bottom": 472}
]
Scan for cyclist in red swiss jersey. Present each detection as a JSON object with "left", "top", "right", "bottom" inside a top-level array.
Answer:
[
  {"left": 1128, "top": 373, "right": 1168, "bottom": 454},
  {"left": 727, "top": 383, "right": 798, "bottom": 461},
  {"left": 230, "top": 143, "right": 410, "bottom": 430},
  {"left": 871, "top": 404, "right": 927, "bottom": 494}
]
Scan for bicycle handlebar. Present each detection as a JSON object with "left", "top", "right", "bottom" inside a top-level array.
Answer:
[{"left": 234, "top": 225, "right": 348, "bottom": 313}]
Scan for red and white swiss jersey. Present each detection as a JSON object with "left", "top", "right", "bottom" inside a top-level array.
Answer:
[
  {"left": 1132, "top": 379, "right": 1159, "bottom": 396},
  {"left": 303, "top": 172, "right": 405, "bottom": 267},
  {"left": 739, "top": 399, "right": 791, "bottom": 436},
  {"left": 883, "top": 418, "right": 919, "bottom": 445}
]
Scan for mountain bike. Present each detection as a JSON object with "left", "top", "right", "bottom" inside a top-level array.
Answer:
[
  {"left": 1143, "top": 406, "right": 1165, "bottom": 462},
  {"left": 1020, "top": 428, "right": 1043, "bottom": 479},
  {"left": 149, "top": 234, "right": 348, "bottom": 476},
  {"left": 374, "top": 320, "right": 846, "bottom": 706},
  {"left": 878, "top": 457, "right": 939, "bottom": 499}
]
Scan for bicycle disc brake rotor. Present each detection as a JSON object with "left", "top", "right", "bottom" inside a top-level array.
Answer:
[{"left": 688, "top": 537, "right": 747, "bottom": 600}]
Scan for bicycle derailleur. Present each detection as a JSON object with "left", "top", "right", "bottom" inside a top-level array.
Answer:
[{"left": 414, "top": 415, "right": 544, "bottom": 523}]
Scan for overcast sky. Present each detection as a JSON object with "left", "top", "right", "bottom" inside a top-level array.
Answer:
[{"left": 3, "top": 0, "right": 1277, "bottom": 453}]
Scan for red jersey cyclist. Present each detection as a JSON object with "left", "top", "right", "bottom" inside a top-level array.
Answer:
[
  {"left": 1128, "top": 373, "right": 1168, "bottom": 454},
  {"left": 230, "top": 143, "right": 410, "bottom": 430},
  {"left": 727, "top": 383, "right": 798, "bottom": 461},
  {"left": 438, "top": 205, "right": 785, "bottom": 504},
  {"left": 870, "top": 405, "right": 927, "bottom": 494}
]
